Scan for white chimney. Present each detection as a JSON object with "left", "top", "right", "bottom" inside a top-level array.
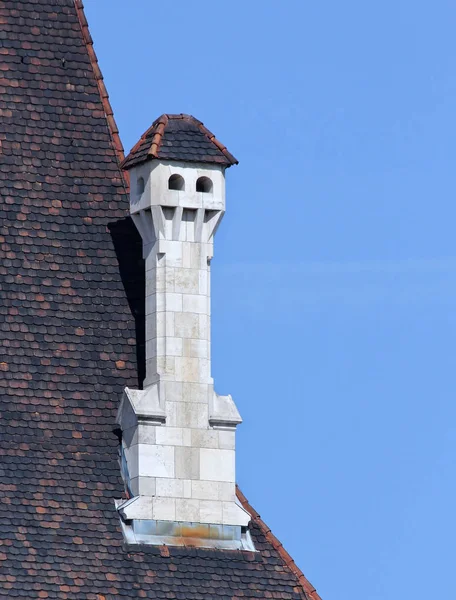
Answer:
[{"left": 116, "top": 115, "right": 251, "bottom": 548}]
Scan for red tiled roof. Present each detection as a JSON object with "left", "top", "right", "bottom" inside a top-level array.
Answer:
[
  {"left": 74, "top": 0, "right": 131, "bottom": 190},
  {"left": 0, "top": 1, "right": 320, "bottom": 598},
  {"left": 237, "top": 488, "right": 323, "bottom": 600},
  {"left": 122, "top": 113, "right": 239, "bottom": 170},
  {"left": 74, "top": 0, "right": 125, "bottom": 164}
]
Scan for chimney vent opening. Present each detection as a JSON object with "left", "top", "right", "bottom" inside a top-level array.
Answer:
[
  {"left": 136, "top": 176, "right": 145, "bottom": 196},
  {"left": 168, "top": 174, "right": 185, "bottom": 191},
  {"left": 196, "top": 176, "right": 213, "bottom": 193}
]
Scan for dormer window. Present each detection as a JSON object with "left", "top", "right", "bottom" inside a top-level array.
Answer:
[
  {"left": 196, "top": 176, "right": 213, "bottom": 193},
  {"left": 136, "top": 176, "right": 145, "bottom": 196},
  {"left": 168, "top": 174, "right": 185, "bottom": 191}
]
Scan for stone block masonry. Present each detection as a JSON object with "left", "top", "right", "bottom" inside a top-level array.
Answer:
[{"left": 117, "top": 154, "right": 249, "bottom": 536}]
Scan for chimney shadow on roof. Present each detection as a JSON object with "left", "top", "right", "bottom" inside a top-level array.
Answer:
[{"left": 108, "top": 217, "right": 146, "bottom": 389}]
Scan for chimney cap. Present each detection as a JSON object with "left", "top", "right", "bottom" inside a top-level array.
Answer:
[{"left": 121, "top": 114, "right": 238, "bottom": 170}]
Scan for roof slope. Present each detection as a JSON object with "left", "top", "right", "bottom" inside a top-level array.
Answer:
[
  {"left": 122, "top": 113, "right": 238, "bottom": 170},
  {"left": 0, "top": 2, "right": 320, "bottom": 599}
]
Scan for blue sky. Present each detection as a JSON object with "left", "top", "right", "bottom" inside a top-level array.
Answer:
[{"left": 85, "top": 2, "right": 456, "bottom": 598}]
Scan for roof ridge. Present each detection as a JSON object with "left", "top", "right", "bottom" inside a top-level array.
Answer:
[
  {"left": 236, "top": 486, "right": 323, "bottom": 600},
  {"left": 148, "top": 113, "right": 169, "bottom": 158},
  {"left": 74, "top": 0, "right": 130, "bottom": 190}
]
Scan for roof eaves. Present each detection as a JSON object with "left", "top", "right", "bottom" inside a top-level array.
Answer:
[
  {"left": 74, "top": 0, "right": 130, "bottom": 191},
  {"left": 127, "top": 123, "right": 157, "bottom": 161},
  {"left": 236, "top": 486, "right": 323, "bottom": 600},
  {"left": 169, "top": 114, "right": 238, "bottom": 165},
  {"left": 196, "top": 119, "right": 239, "bottom": 166},
  {"left": 119, "top": 116, "right": 165, "bottom": 170},
  {"left": 122, "top": 113, "right": 238, "bottom": 170}
]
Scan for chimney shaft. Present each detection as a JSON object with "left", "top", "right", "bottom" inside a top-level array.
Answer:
[
  {"left": 116, "top": 141, "right": 249, "bottom": 544},
  {"left": 138, "top": 166, "right": 222, "bottom": 391}
]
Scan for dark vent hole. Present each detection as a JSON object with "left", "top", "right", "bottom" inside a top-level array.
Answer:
[
  {"left": 168, "top": 174, "right": 185, "bottom": 191},
  {"left": 137, "top": 177, "right": 145, "bottom": 195},
  {"left": 196, "top": 176, "right": 213, "bottom": 193}
]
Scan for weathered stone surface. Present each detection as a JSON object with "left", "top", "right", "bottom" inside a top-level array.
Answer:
[{"left": 118, "top": 153, "right": 247, "bottom": 529}]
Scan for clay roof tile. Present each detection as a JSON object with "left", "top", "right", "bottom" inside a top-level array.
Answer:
[{"left": 122, "top": 113, "right": 238, "bottom": 170}]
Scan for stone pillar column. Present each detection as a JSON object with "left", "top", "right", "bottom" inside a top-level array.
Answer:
[
  {"left": 142, "top": 205, "right": 217, "bottom": 391},
  {"left": 117, "top": 160, "right": 249, "bottom": 534}
]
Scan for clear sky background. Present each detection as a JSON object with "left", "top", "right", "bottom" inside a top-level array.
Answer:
[{"left": 85, "top": 2, "right": 456, "bottom": 598}]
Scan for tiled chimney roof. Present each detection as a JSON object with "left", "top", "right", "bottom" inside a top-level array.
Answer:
[{"left": 122, "top": 114, "right": 239, "bottom": 170}]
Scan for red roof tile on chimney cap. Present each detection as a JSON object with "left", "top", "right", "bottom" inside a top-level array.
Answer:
[{"left": 121, "top": 113, "right": 238, "bottom": 170}]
